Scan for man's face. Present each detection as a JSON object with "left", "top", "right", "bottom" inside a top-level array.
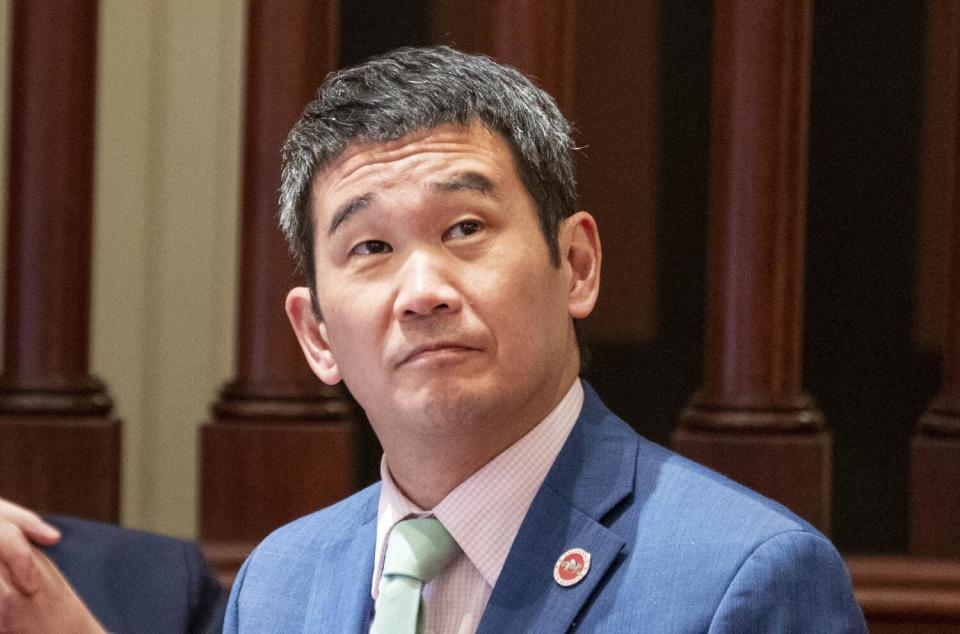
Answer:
[{"left": 287, "top": 122, "right": 599, "bottom": 450}]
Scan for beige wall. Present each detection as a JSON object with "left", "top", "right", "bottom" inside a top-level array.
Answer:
[
  {"left": 1, "top": 0, "right": 247, "bottom": 538},
  {"left": 94, "top": 0, "right": 246, "bottom": 538}
]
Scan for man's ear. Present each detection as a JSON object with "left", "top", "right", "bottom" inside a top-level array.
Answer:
[
  {"left": 285, "top": 287, "right": 342, "bottom": 385},
  {"left": 559, "top": 211, "right": 602, "bottom": 319}
]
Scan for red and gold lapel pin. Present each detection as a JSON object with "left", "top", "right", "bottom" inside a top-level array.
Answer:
[{"left": 554, "top": 548, "right": 591, "bottom": 586}]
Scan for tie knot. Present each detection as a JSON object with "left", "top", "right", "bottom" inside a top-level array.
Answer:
[{"left": 382, "top": 517, "right": 460, "bottom": 583}]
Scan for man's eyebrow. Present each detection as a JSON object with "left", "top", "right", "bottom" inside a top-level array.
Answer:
[
  {"left": 327, "top": 172, "right": 496, "bottom": 236},
  {"left": 430, "top": 172, "right": 499, "bottom": 197},
  {"left": 328, "top": 194, "right": 375, "bottom": 236}
]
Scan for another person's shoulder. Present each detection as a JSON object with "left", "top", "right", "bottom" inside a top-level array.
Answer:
[
  {"left": 46, "top": 514, "right": 197, "bottom": 552},
  {"left": 44, "top": 514, "right": 213, "bottom": 579},
  {"left": 42, "top": 515, "right": 226, "bottom": 634}
]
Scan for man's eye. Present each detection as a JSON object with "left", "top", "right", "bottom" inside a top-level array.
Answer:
[
  {"left": 445, "top": 220, "right": 482, "bottom": 240},
  {"left": 350, "top": 240, "right": 392, "bottom": 256}
]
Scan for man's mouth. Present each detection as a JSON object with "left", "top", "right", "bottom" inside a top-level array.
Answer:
[{"left": 396, "top": 342, "right": 479, "bottom": 367}]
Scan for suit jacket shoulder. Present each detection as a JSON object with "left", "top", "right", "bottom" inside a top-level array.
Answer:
[
  {"left": 225, "top": 482, "right": 381, "bottom": 633},
  {"left": 227, "top": 384, "right": 867, "bottom": 633},
  {"left": 43, "top": 516, "right": 226, "bottom": 634},
  {"left": 478, "top": 383, "right": 866, "bottom": 633}
]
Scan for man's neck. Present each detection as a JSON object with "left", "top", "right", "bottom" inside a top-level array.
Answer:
[
  {"left": 381, "top": 377, "right": 579, "bottom": 509},
  {"left": 383, "top": 424, "right": 532, "bottom": 509}
]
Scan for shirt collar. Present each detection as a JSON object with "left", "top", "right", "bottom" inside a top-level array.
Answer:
[{"left": 372, "top": 379, "right": 584, "bottom": 597}]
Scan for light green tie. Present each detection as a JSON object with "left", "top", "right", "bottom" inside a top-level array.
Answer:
[{"left": 370, "top": 518, "right": 460, "bottom": 634}]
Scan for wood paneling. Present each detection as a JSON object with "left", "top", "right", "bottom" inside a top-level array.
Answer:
[
  {"left": 911, "top": 437, "right": 960, "bottom": 557},
  {"left": 573, "top": 2, "right": 660, "bottom": 343},
  {"left": 201, "top": 421, "right": 354, "bottom": 542},
  {"left": 0, "top": 417, "right": 119, "bottom": 521}
]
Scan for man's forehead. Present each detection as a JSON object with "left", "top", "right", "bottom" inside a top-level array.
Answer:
[
  {"left": 316, "top": 120, "right": 503, "bottom": 180},
  {"left": 308, "top": 121, "right": 515, "bottom": 229},
  {"left": 326, "top": 171, "right": 501, "bottom": 236}
]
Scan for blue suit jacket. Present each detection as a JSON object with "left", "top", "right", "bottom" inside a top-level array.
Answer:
[
  {"left": 226, "top": 385, "right": 866, "bottom": 632},
  {"left": 43, "top": 516, "right": 226, "bottom": 634}
]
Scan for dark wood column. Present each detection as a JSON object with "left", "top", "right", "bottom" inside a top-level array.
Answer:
[
  {"left": 910, "top": 0, "right": 960, "bottom": 559},
  {"left": 200, "top": 0, "right": 356, "bottom": 547},
  {"left": 431, "top": 0, "right": 576, "bottom": 112},
  {"left": 0, "top": 0, "right": 119, "bottom": 522},
  {"left": 672, "top": 1, "right": 831, "bottom": 531}
]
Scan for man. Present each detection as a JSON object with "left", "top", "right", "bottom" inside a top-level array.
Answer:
[
  {"left": 226, "top": 46, "right": 867, "bottom": 632},
  {"left": 0, "top": 497, "right": 225, "bottom": 633}
]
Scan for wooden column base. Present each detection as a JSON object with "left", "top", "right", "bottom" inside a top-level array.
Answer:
[
  {"left": 200, "top": 420, "right": 356, "bottom": 544},
  {"left": 910, "top": 434, "right": 960, "bottom": 557},
  {"left": 0, "top": 415, "right": 120, "bottom": 522},
  {"left": 671, "top": 428, "right": 832, "bottom": 533}
]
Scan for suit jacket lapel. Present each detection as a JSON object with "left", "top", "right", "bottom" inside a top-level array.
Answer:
[
  {"left": 303, "top": 494, "right": 378, "bottom": 633},
  {"left": 478, "top": 385, "right": 637, "bottom": 633}
]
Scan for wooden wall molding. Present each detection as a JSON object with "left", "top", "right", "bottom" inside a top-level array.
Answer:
[{"left": 849, "top": 555, "right": 960, "bottom": 632}]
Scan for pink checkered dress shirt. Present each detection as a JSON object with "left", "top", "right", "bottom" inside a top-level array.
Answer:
[{"left": 371, "top": 379, "right": 585, "bottom": 634}]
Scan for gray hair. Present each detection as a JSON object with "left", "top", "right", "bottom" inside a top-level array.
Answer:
[{"left": 279, "top": 46, "right": 578, "bottom": 292}]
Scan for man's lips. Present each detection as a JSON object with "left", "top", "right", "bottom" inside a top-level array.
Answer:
[{"left": 395, "top": 342, "right": 480, "bottom": 367}]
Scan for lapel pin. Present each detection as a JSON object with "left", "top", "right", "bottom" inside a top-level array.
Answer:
[{"left": 554, "top": 548, "right": 591, "bottom": 587}]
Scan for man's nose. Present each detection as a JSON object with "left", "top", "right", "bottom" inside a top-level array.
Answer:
[{"left": 392, "top": 250, "right": 463, "bottom": 319}]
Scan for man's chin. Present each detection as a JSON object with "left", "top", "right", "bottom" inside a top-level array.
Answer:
[{"left": 395, "top": 383, "right": 495, "bottom": 428}]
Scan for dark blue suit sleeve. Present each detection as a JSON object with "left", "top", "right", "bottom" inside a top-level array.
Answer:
[
  {"left": 708, "top": 531, "right": 867, "bottom": 633},
  {"left": 43, "top": 516, "right": 226, "bottom": 634},
  {"left": 181, "top": 536, "right": 228, "bottom": 634}
]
